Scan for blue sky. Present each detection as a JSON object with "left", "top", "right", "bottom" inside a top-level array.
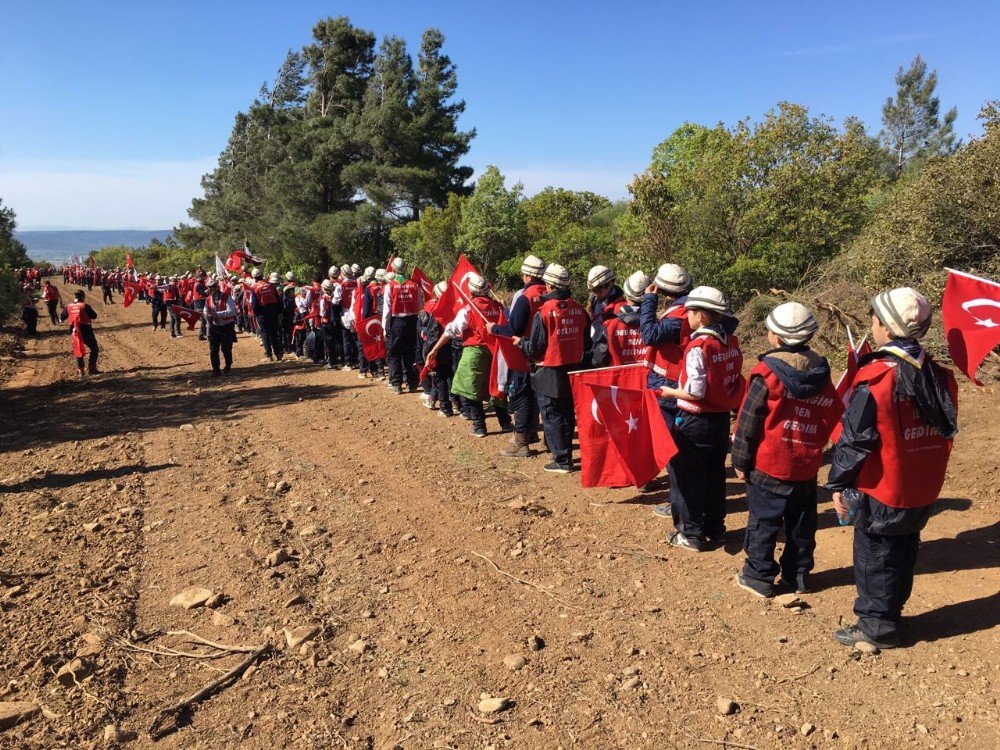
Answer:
[{"left": 2, "top": 0, "right": 998, "bottom": 229}]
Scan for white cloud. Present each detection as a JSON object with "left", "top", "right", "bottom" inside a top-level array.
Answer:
[{"left": 0, "top": 158, "right": 216, "bottom": 229}]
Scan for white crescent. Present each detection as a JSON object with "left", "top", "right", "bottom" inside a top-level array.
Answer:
[
  {"left": 459, "top": 272, "right": 477, "bottom": 291},
  {"left": 609, "top": 385, "right": 622, "bottom": 413},
  {"left": 591, "top": 399, "right": 601, "bottom": 425},
  {"left": 365, "top": 319, "right": 381, "bottom": 335},
  {"left": 961, "top": 298, "right": 1000, "bottom": 313}
]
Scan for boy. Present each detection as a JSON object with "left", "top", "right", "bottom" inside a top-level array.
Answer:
[
  {"left": 657, "top": 287, "right": 744, "bottom": 550},
  {"left": 828, "top": 288, "right": 958, "bottom": 649},
  {"left": 732, "top": 302, "right": 842, "bottom": 597}
]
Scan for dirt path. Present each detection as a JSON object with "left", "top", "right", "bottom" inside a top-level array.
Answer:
[{"left": 1, "top": 279, "right": 997, "bottom": 749}]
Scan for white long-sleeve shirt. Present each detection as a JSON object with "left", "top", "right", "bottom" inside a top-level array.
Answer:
[{"left": 443, "top": 306, "right": 470, "bottom": 339}]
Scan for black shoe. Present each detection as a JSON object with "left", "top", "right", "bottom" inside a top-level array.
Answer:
[
  {"left": 471, "top": 427, "right": 487, "bottom": 438},
  {"left": 223, "top": 366, "right": 231, "bottom": 374},
  {"left": 833, "top": 624, "right": 899, "bottom": 650},
  {"left": 211, "top": 370, "right": 221, "bottom": 378},
  {"left": 735, "top": 573, "right": 774, "bottom": 599},
  {"left": 543, "top": 461, "right": 571, "bottom": 474},
  {"left": 779, "top": 574, "right": 811, "bottom": 595},
  {"left": 667, "top": 531, "right": 703, "bottom": 552}
]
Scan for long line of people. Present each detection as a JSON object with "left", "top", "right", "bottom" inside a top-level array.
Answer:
[{"left": 50, "top": 252, "right": 958, "bottom": 651}]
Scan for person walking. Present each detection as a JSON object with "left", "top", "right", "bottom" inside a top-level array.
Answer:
[
  {"left": 42, "top": 280, "right": 61, "bottom": 325},
  {"left": 204, "top": 279, "right": 238, "bottom": 377},
  {"left": 61, "top": 290, "right": 100, "bottom": 378}
]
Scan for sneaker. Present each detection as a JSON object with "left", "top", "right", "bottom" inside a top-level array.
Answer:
[
  {"left": 735, "top": 573, "right": 774, "bottom": 599},
  {"left": 471, "top": 427, "right": 488, "bottom": 438},
  {"left": 420, "top": 393, "right": 433, "bottom": 409},
  {"left": 391, "top": 385, "right": 403, "bottom": 395},
  {"left": 667, "top": 531, "right": 702, "bottom": 552},
  {"left": 439, "top": 410, "right": 454, "bottom": 418},
  {"left": 77, "top": 367, "right": 86, "bottom": 379},
  {"left": 543, "top": 461, "right": 571, "bottom": 474},
  {"left": 323, "top": 364, "right": 335, "bottom": 370},
  {"left": 261, "top": 356, "right": 274, "bottom": 363},
  {"left": 651, "top": 503, "right": 672, "bottom": 518},
  {"left": 408, "top": 385, "right": 420, "bottom": 394},
  {"left": 833, "top": 624, "right": 899, "bottom": 650}
]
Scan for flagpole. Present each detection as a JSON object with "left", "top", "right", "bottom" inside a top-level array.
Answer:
[
  {"left": 945, "top": 267, "right": 1000, "bottom": 288},
  {"left": 568, "top": 362, "right": 645, "bottom": 375}
]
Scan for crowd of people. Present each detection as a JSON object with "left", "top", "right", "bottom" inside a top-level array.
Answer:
[{"left": 36, "top": 252, "right": 960, "bottom": 652}]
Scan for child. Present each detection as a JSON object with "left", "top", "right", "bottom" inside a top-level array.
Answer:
[
  {"left": 732, "top": 302, "right": 842, "bottom": 597},
  {"left": 658, "top": 287, "right": 745, "bottom": 551},
  {"left": 827, "top": 287, "right": 958, "bottom": 649}
]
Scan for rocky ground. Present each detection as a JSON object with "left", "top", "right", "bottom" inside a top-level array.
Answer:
[{"left": 0, "top": 279, "right": 997, "bottom": 750}]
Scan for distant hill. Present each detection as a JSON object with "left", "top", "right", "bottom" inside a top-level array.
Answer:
[{"left": 15, "top": 230, "right": 173, "bottom": 263}]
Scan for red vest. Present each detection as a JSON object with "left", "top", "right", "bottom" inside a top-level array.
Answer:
[
  {"left": 43, "top": 285, "right": 58, "bottom": 301},
  {"left": 309, "top": 283, "right": 322, "bottom": 316},
  {"left": 206, "top": 292, "right": 236, "bottom": 324},
  {"left": 192, "top": 281, "right": 207, "bottom": 301},
  {"left": 606, "top": 316, "right": 645, "bottom": 365},
  {"left": 678, "top": 331, "right": 746, "bottom": 414},
  {"left": 340, "top": 279, "right": 357, "bottom": 310},
  {"left": 643, "top": 303, "right": 691, "bottom": 381},
  {"left": 539, "top": 297, "right": 587, "bottom": 367},
  {"left": 854, "top": 357, "right": 957, "bottom": 508},
  {"left": 389, "top": 279, "right": 420, "bottom": 316},
  {"left": 65, "top": 302, "right": 92, "bottom": 327},
  {"left": 520, "top": 283, "right": 547, "bottom": 329},
  {"left": 741, "top": 360, "right": 843, "bottom": 481},
  {"left": 320, "top": 293, "right": 335, "bottom": 323},
  {"left": 463, "top": 296, "right": 504, "bottom": 346},
  {"left": 164, "top": 282, "right": 179, "bottom": 302},
  {"left": 254, "top": 281, "right": 278, "bottom": 306}
]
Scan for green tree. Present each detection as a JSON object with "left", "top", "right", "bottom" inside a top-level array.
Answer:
[
  {"left": 879, "top": 54, "right": 959, "bottom": 179},
  {"left": 0, "top": 198, "right": 31, "bottom": 268},
  {"left": 388, "top": 192, "right": 466, "bottom": 280},
  {"left": 455, "top": 166, "right": 527, "bottom": 281},
  {"left": 622, "top": 103, "right": 884, "bottom": 305}
]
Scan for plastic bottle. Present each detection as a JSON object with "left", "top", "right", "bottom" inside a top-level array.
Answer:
[{"left": 838, "top": 488, "right": 862, "bottom": 526}]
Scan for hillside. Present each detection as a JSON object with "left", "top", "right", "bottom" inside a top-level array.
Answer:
[{"left": 15, "top": 230, "right": 173, "bottom": 263}]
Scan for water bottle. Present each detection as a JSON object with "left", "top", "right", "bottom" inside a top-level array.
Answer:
[{"left": 838, "top": 488, "right": 862, "bottom": 526}]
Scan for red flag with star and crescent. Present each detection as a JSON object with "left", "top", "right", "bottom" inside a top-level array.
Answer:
[
  {"left": 357, "top": 315, "right": 386, "bottom": 361},
  {"left": 171, "top": 305, "right": 201, "bottom": 330},
  {"left": 122, "top": 280, "right": 139, "bottom": 308},
  {"left": 569, "top": 364, "right": 674, "bottom": 489},
  {"left": 431, "top": 255, "right": 478, "bottom": 327},
  {"left": 942, "top": 268, "right": 1000, "bottom": 386}
]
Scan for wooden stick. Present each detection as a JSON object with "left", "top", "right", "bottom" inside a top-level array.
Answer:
[
  {"left": 470, "top": 551, "right": 587, "bottom": 612},
  {"left": 775, "top": 664, "right": 820, "bottom": 684},
  {"left": 672, "top": 722, "right": 760, "bottom": 750},
  {"left": 166, "top": 630, "right": 257, "bottom": 653},
  {"left": 148, "top": 643, "right": 270, "bottom": 738}
]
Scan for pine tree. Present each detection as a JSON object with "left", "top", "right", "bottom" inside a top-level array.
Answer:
[{"left": 880, "top": 55, "right": 958, "bottom": 178}]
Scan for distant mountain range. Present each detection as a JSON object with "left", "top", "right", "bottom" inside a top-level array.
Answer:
[{"left": 16, "top": 229, "right": 173, "bottom": 263}]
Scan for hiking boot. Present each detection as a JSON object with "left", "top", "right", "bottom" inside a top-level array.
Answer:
[
  {"left": 833, "top": 625, "right": 899, "bottom": 650},
  {"left": 543, "top": 461, "right": 572, "bottom": 474},
  {"left": 735, "top": 573, "right": 774, "bottom": 599},
  {"left": 667, "top": 531, "right": 703, "bottom": 552},
  {"left": 501, "top": 432, "right": 531, "bottom": 458}
]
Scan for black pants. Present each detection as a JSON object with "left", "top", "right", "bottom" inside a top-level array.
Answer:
[
  {"left": 258, "top": 307, "right": 283, "bottom": 359},
  {"left": 193, "top": 300, "right": 206, "bottom": 338},
  {"left": 168, "top": 304, "right": 181, "bottom": 335},
  {"left": 102, "top": 287, "right": 113, "bottom": 304},
  {"left": 342, "top": 324, "right": 358, "bottom": 367},
  {"left": 23, "top": 308, "right": 38, "bottom": 335},
  {"left": 434, "top": 354, "right": 454, "bottom": 415},
  {"left": 468, "top": 399, "right": 512, "bottom": 432},
  {"left": 46, "top": 299, "right": 59, "bottom": 324},
  {"left": 741, "top": 478, "right": 817, "bottom": 591},
  {"left": 75, "top": 326, "right": 99, "bottom": 371},
  {"left": 321, "top": 322, "right": 341, "bottom": 366},
  {"left": 853, "top": 526, "right": 920, "bottom": 642},
  {"left": 387, "top": 316, "right": 418, "bottom": 388},
  {"left": 209, "top": 325, "right": 235, "bottom": 373},
  {"left": 508, "top": 369, "right": 539, "bottom": 436},
  {"left": 537, "top": 393, "right": 575, "bottom": 468},
  {"left": 152, "top": 301, "right": 166, "bottom": 328},
  {"left": 309, "top": 326, "right": 324, "bottom": 363},
  {"left": 668, "top": 411, "right": 730, "bottom": 541}
]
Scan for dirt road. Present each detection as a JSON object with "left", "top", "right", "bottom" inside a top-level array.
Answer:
[{"left": 1, "top": 279, "right": 997, "bottom": 749}]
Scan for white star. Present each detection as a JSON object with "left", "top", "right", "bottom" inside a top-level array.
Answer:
[
  {"left": 625, "top": 413, "right": 639, "bottom": 432},
  {"left": 973, "top": 317, "right": 999, "bottom": 328}
]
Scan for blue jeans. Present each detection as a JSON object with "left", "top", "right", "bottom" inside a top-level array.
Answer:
[
  {"left": 536, "top": 393, "right": 575, "bottom": 467},
  {"left": 742, "top": 478, "right": 817, "bottom": 589}
]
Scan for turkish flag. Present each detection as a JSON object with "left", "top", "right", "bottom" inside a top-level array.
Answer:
[
  {"left": 125, "top": 251, "right": 134, "bottom": 268},
  {"left": 122, "top": 280, "right": 139, "bottom": 308},
  {"left": 431, "top": 255, "right": 478, "bottom": 327},
  {"left": 411, "top": 266, "right": 435, "bottom": 300},
  {"left": 224, "top": 252, "right": 244, "bottom": 274},
  {"left": 592, "top": 384, "right": 677, "bottom": 488},
  {"left": 171, "top": 305, "right": 201, "bottom": 330},
  {"left": 942, "top": 268, "right": 1000, "bottom": 385},
  {"left": 485, "top": 307, "right": 529, "bottom": 398},
  {"left": 570, "top": 364, "right": 651, "bottom": 489},
  {"left": 357, "top": 315, "right": 386, "bottom": 360},
  {"left": 834, "top": 333, "right": 872, "bottom": 404}
]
